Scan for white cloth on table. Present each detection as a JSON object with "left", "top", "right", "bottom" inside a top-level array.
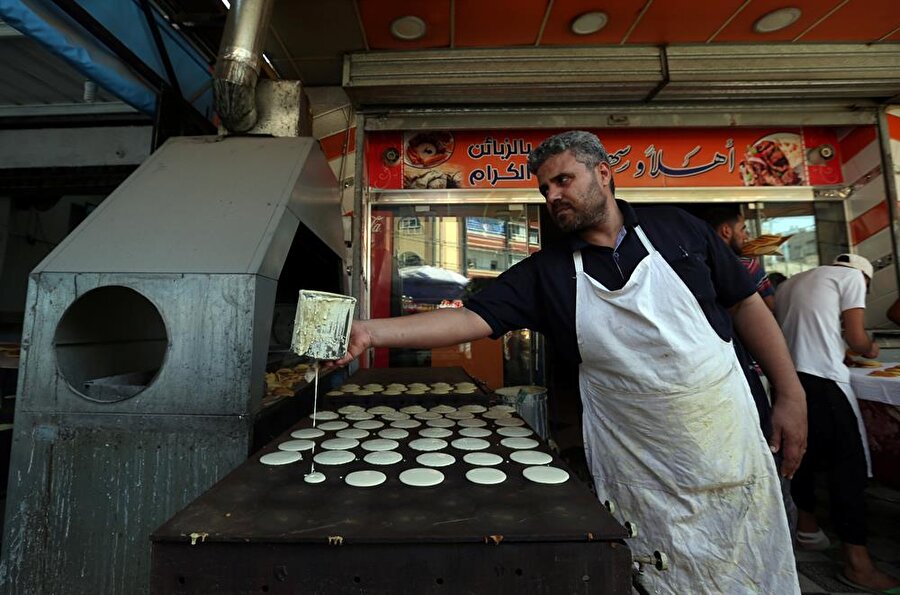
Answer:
[{"left": 849, "top": 365, "right": 900, "bottom": 406}]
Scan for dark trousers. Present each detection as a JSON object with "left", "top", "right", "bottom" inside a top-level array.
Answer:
[{"left": 791, "top": 372, "right": 868, "bottom": 545}]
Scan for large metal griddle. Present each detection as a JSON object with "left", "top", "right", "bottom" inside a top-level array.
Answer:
[{"left": 151, "top": 367, "right": 631, "bottom": 594}]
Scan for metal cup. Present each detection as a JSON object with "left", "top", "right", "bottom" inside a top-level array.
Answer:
[{"left": 291, "top": 290, "right": 356, "bottom": 360}]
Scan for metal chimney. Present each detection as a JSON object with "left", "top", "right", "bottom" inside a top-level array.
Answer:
[{"left": 213, "top": 0, "right": 273, "bottom": 132}]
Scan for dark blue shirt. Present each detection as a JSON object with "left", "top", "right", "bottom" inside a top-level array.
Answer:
[{"left": 466, "top": 200, "right": 772, "bottom": 437}]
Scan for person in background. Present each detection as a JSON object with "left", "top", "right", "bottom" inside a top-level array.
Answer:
[
  {"left": 887, "top": 296, "right": 900, "bottom": 325},
  {"left": 703, "top": 206, "right": 776, "bottom": 311},
  {"left": 335, "top": 131, "right": 806, "bottom": 594},
  {"left": 776, "top": 254, "right": 899, "bottom": 593},
  {"left": 768, "top": 271, "right": 788, "bottom": 290},
  {"left": 702, "top": 205, "right": 798, "bottom": 537}
]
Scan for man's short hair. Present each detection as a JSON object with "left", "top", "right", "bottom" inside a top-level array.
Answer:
[
  {"left": 528, "top": 130, "right": 615, "bottom": 193},
  {"left": 701, "top": 205, "right": 742, "bottom": 230}
]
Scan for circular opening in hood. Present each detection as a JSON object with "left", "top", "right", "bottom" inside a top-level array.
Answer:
[{"left": 54, "top": 286, "right": 167, "bottom": 403}]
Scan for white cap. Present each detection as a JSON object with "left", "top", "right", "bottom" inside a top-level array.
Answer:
[{"left": 832, "top": 253, "right": 873, "bottom": 280}]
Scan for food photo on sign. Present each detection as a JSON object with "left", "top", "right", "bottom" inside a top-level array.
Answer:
[
  {"left": 739, "top": 132, "right": 806, "bottom": 186},
  {"left": 403, "top": 131, "right": 462, "bottom": 189}
]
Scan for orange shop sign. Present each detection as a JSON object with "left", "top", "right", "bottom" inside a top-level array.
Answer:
[{"left": 365, "top": 128, "right": 843, "bottom": 190}]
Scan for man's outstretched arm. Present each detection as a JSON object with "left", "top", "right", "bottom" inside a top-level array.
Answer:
[{"left": 334, "top": 308, "right": 494, "bottom": 367}]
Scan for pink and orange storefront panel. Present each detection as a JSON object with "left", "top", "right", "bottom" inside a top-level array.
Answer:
[{"left": 366, "top": 127, "right": 844, "bottom": 191}]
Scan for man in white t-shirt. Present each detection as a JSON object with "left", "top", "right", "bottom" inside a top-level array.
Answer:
[{"left": 776, "top": 254, "right": 898, "bottom": 593}]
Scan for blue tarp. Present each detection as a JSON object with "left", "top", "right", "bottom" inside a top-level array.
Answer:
[{"left": 0, "top": 0, "right": 214, "bottom": 120}]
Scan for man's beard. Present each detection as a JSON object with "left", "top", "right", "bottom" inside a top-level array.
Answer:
[{"left": 551, "top": 173, "right": 609, "bottom": 233}]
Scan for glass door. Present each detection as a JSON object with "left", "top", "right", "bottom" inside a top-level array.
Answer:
[{"left": 369, "top": 202, "right": 543, "bottom": 389}]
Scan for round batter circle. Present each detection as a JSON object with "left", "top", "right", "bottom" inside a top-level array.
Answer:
[
  {"left": 416, "top": 452, "right": 456, "bottom": 468},
  {"left": 345, "top": 412, "right": 375, "bottom": 421},
  {"left": 466, "top": 467, "right": 507, "bottom": 485},
  {"left": 364, "top": 450, "right": 403, "bottom": 466},
  {"left": 490, "top": 405, "right": 517, "bottom": 413},
  {"left": 497, "top": 426, "right": 533, "bottom": 437},
  {"left": 483, "top": 410, "right": 512, "bottom": 420},
  {"left": 381, "top": 412, "right": 411, "bottom": 421},
  {"left": 304, "top": 471, "right": 326, "bottom": 484},
  {"left": 426, "top": 418, "right": 455, "bottom": 428},
  {"left": 399, "top": 468, "right": 445, "bottom": 487},
  {"left": 451, "top": 437, "right": 490, "bottom": 451},
  {"left": 459, "top": 404, "right": 487, "bottom": 413},
  {"left": 510, "top": 450, "right": 553, "bottom": 465},
  {"left": 353, "top": 420, "right": 385, "bottom": 430},
  {"left": 367, "top": 406, "right": 396, "bottom": 415},
  {"left": 400, "top": 405, "right": 427, "bottom": 415},
  {"left": 445, "top": 411, "right": 474, "bottom": 420},
  {"left": 361, "top": 438, "right": 400, "bottom": 452},
  {"left": 522, "top": 465, "right": 569, "bottom": 484},
  {"left": 277, "top": 439, "right": 315, "bottom": 452},
  {"left": 500, "top": 437, "right": 540, "bottom": 450},
  {"left": 291, "top": 428, "right": 324, "bottom": 439},
  {"left": 260, "top": 451, "right": 301, "bottom": 466},
  {"left": 458, "top": 427, "right": 492, "bottom": 438},
  {"left": 409, "top": 438, "right": 448, "bottom": 452},
  {"left": 336, "top": 428, "right": 370, "bottom": 440},
  {"left": 317, "top": 420, "right": 349, "bottom": 431},
  {"left": 463, "top": 452, "right": 503, "bottom": 466},
  {"left": 378, "top": 428, "right": 409, "bottom": 440},
  {"left": 338, "top": 405, "right": 365, "bottom": 415},
  {"left": 310, "top": 410, "right": 339, "bottom": 421},
  {"left": 415, "top": 411, "right": 442, "bottom": 420},
  {"left": 390, "top": 419, "right": 422, "bottom": 429},
  {"left": 345, "top": 470, "right": 386, "bottom": 488},
  {"left": 457, "top": 418, "right": 488, "bottom": 428},
  {"left": 419, "top": 427, "right": 453, "bottom": 439},
  {"left": 321, "top": 438, "right": 360, "bottom": 450},
  {"left": 313, "top": 450, "right": 355, "bottom": 465}
]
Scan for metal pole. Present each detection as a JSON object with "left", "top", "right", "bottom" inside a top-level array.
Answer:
[{"left": 876, "top": 107, "right": 900, "bottom": 287}]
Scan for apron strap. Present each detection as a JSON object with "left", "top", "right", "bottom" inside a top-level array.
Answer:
[
  {"left": 634, "top": 225, "right": 656, "bottom": 254},
  {"left": 573, "top": 250, "right": 585, "bottom": 274}
]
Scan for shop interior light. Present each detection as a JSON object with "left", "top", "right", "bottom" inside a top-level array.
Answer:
[
  {"left": 570, "top": 11, "right": 608, "bottom": 35},
  {"left": 753, "top": 7, "right": 802, "bottom": 33},
  {"left": 390, "top": 15, "right": 427, "bottom": 41}
]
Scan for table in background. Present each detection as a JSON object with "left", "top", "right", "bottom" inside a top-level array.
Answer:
[{"left": 850, "top": 365, "right": 900, "bottom": 489}]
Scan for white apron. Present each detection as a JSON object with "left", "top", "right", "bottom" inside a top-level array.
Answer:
[
  {"left": 836, "top": 382, "right": 873, "bottom": 476},
  {"left": 575, "top": 226, "right": 799, "bottom": 594}
]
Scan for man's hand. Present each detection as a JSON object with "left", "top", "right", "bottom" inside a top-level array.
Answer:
[
  {"left": 769, "top": 386, "right": 807, "bottom": 478},
  {"left": 321, "top": 320, "right": 372, "bottom": 371},
  {"left": 863, "top": 342, "right": 880, "bottom": 360},
  {"left": 323, "top": 308, "right": 493, "bottom": 371}
]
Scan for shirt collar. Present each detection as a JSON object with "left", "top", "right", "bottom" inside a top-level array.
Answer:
[{"left": 566, "top": 199, "right": 639, "bottom": 252}]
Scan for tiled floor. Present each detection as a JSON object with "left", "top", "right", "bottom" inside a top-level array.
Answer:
[{"left": 795, "top": 482, "right": 900, "bottom": 594}]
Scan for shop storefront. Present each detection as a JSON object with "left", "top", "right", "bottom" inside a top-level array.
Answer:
[{"left": 357, "top": 120, "right": 900, "bottom": 388}]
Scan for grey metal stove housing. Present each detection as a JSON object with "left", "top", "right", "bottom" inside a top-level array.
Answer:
[{"left": 0, "top": 135, "right": 345, "bottom": 594}]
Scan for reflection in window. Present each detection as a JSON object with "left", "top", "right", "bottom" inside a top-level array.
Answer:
[
  {"left": 369, "top": 203, "right": 544, "bottom": 386},
  {"left": 398, "top": 217, "right": 422, "bottom": 234}
]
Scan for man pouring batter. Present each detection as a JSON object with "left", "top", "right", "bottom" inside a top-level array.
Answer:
[{"left": 334, "top": 131, "right": 807, "bottom": 593}]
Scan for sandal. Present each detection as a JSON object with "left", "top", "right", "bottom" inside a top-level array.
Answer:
[{"left": 837, "top": 572, "right": 900, "bottom": 594}]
